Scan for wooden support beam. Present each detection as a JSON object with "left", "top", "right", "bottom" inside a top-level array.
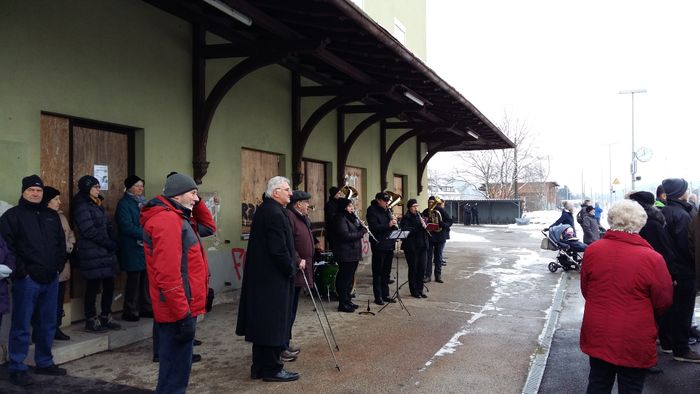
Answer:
[
  {"left": 203, "top": 38, "right": 329, "bottom": 59},
  {"left": 298, "top": 84, "right": 394, "bottom": 97},
  {"left": 417, "top": 141, "right": 453, "bottom": 194},
  {"left": 339, "top": 104, "right": 421, "bottom": 114}
]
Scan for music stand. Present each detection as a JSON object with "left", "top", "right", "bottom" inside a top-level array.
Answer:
[{"left": 378, "top": 230, "right": 410, "bottom": 315}]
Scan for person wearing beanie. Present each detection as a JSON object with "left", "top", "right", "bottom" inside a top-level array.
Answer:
[
  {"left": 0, "top": 175, "right": 67, "bottom": 386},
  {"left": 400, "top": 199, "right": 429, "bottom": 298},
  {"left": 31, "top": 187, "right": 75, "bottom": 341},
  {"left": 282, "top": 190, "right": 317, "bottom": 357},
  {"left": 141, "top": 172, "right": 216, "bottom": 391},
  {"left": 72, "top": 175, "right": 121, "bottom": 333},
  {"left": 116, "top": 176, "right": 152, "bottom": 322},
  {"left": 366, "top": 191, "right": 399, "bottom": 304},
  {"left": 658, "top": 177, "right": 700, "bottom": 362},
  {"left": 330, "top": 197, "right": 366, "bottom": 313},
  {"left": 324, "top": 186, "right": 343, "bottom": 250},
  {"left": 581, "top": 205, "right": 601, "bottom": 245}
]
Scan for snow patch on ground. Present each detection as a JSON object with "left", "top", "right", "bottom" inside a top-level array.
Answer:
[{"left": 448, "top": 231, "right": 490, "bottom": 243}]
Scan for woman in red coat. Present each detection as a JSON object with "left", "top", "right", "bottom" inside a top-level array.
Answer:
[{"left": 580, "top": 199, "right": 673, "bottom": 393}]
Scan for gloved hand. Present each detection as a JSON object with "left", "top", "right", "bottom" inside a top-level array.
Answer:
[
  {"left": 543, "top": 227, "right": 549, "bottom": 232},
  {"left": 175, "top": 314, "right": 196, "bottom": 342},
  {"left": 0, "top": 264, "right": 12, "bottom": 279}
]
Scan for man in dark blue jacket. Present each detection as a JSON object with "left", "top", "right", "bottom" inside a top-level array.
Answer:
[
  {"left": 0, "top": 175, "right": 67, "bottom": 386},
  {"left": 366, "top": 192, "right": 398, "bottom": 305},
  {"left": 660, "top": 178, "right": 700, "bottom": 363}
]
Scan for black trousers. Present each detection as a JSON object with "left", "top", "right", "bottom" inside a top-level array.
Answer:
[
  {"left": 669, "top": 278, "right": 696, "bottom": 356},
  {"left": 405, "top": 249, "right": 426, "bottom": 296},
  {"left": 336, "top": 261, "right": 359, "bottom": 306},
  {"left": 285, "top": 286, "right": 302, "bottom": 349},
  {"left": 84, "top": 277, "right": 115, "bottom": 319},
  {"left": 124, "top": 270, "right": 152, "bottom": 316},
  {"left": 371, "top": 249, "right": 394, "bottom": 301},
  {"left": 586, "top": 357, "right": 645, "bottom": 394},
  {"left": 252, "top": 344, "right": 284, "bottom": 377}
]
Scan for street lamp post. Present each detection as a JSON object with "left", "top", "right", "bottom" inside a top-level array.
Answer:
[{"left": 619, "top": 89, "right": 647, "bottom": 190}]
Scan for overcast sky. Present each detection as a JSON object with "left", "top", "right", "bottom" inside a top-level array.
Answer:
[{"left": 425, "top": 0, "right": 700, "bottom": 197}]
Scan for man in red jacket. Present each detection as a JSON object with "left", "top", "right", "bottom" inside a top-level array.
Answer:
[{"left": 141, "top": 173, "right": 216, "bottom": 393}]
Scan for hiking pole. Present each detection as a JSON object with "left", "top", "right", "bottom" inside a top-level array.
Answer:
[
  {"left": 302, "top": 273, "right": 341, "bottom": 371},
  {"left": 309, "top": 278, "right": 340, "bottom": 351}
]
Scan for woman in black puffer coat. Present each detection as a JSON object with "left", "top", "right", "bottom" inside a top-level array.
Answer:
[
  {"left": 72, "top": 175, "right": 120, "bottom": 332},
  {"left": 331, "top": 198, "right": 366, "bottom": 313}
]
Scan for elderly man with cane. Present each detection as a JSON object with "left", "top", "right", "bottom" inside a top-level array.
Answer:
[{"left": 236, "top": 176, "right": 299, "bottom": 382}]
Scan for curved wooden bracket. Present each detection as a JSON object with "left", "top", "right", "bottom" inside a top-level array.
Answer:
[
  {"left": 417, "top": 141, "right": 453, "bottom": 194},
  {"left": 193, "top": 54, "right": 282, "bottom": 183},
  {"left": 293, "top": 94, "right": 364, "bottom": 186},
  {"left": 337, "top": 111, "right": 399, "bottom": 186},
  {"left": 380, "top": 127, "right": 433, "bottom": 190}
]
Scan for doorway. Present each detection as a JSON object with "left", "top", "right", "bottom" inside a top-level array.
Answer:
[{"left": 40, "top": 113, "right": 135, "bottom": 324}]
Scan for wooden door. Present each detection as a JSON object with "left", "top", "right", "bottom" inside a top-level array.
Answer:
[
  {"left": 393, "top": 174, "right": 405, "bottom": 219},
  {"left": 240, "top": 148, "right": 281, "bottom": 237},
  {"left": 41, "top": 113, "right": 133, "bottom": 322}
]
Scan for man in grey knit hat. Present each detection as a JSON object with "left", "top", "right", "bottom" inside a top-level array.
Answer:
[{"left": 141, "top": 172, "right": 216, "bottom": 392}]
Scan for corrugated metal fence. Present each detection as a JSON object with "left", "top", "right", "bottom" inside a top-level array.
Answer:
[{"left": 444, "top": 199, "right": 523, "bottom": 225}]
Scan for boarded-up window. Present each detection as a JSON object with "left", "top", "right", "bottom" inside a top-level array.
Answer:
[
  {"left": 393, "top": 174, "right": 405, "bottom": 219},
  {"left": 241, "top": 148, "right": 280, "bottom": 237},
  {"left": 300, "top": 160, "right": 326, "bottom": 225},
  {"left": 343, "top": 165, "right": 365, "bottom": 218}
]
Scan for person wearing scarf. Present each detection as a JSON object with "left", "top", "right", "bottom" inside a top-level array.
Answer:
[
  {"left": 72, "top": 175, "right": 120, "bottom": 332},
  {"left": 116, "top": 175, "right": 152, "bottom": 321}
]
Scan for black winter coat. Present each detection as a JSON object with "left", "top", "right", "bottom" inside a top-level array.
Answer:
[
  {"left": 332, "top": 211, "right": 364, "bottom": 263},
  {"left": 324, "top": 197, "right": 339, "bottom": 246},
  {"left": 236, "top": 197, "right": 295, "bottom": 346},
  {"left": 551, "top": 210, "right": 576, "bottom": 236},
  {"left": 0, "top": 198, "right": 65, "bottom": 284},
  {"left": 72, "top": 193, "right": 118, "bottom": 280},
  {"left": 400, "top": 211, "right": 429, "bottom": 252},
  {"left": 639, "top": 204, "right": 680, "bottom": 279},
  {"left": 366, "top": 200, "right": 397, "bottom": 251},
  {"left": 662, "top": 198, "right": 695, "bottom": 279}
]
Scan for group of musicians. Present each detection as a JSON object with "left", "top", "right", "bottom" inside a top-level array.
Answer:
[{"left": 322, "top": 187, "right": 453, "bottom": 310}]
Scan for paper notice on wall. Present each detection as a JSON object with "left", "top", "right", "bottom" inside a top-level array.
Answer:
[{"left": 94, "top": 164, "right": 109, "bottom": 190}]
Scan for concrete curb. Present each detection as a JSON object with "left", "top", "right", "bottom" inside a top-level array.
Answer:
[{"left": 521, "top": 271, "right": 570, "bottom": 394}]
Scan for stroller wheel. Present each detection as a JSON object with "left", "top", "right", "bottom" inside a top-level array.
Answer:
[{"left": 548, "top": 262, "right": 558, "bottom": 273}]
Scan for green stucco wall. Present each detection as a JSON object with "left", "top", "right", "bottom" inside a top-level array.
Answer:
[
  {"left": 362, "top": 0, "right": 427, "bottom": 61},
  {"left": 0, "top": 0, "right": 428, "bottom": 251}
]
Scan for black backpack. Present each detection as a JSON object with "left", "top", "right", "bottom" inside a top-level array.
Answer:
[{"left": 576, "top": 209, "right": 585, "bottom": 225}]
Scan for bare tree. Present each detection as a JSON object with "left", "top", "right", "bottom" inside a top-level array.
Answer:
[{"left": 450, "top": 111, "right": 540, "bottom": 199}]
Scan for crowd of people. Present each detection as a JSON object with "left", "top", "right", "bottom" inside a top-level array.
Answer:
[{"left": 553, "top": 177, "right": 700, "bottom": 393}]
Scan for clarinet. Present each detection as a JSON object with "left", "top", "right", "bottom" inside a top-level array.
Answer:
[{"left": 354, "top": 211, "right": 379, "bottom": 243}]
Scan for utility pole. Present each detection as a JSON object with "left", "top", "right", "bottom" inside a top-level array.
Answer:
[{"left": 619, "top": 89, "right": 647, "bottom": 190}]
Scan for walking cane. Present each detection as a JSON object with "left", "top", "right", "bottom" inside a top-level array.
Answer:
[
  {"left": 311, "top": 279, "right": 340, "bottom": 351},
  {"left": 302, "top": 273, "right": 341, "bottom": 371}
]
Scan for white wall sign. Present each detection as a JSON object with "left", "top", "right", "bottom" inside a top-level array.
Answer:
[{"left": 94, "top": 164, "right": 109, "bottom": 190}]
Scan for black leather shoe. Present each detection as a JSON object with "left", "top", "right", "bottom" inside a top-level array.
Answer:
[
  {"left": 192, "top": 354, "right": 202, "bottom": 363},
  {"left": 435, "top": 278, "right": 444, "bottom": 283},
  {"left": 349, "top": 302, "right": 359, "bottom": 309},
  {"left": 337, "top": 304, "right": 354, "bottom": 313},
  {"left": 54, "top": 328, "right": 71, "bottom": 341},
  {"left": 9, "top": 371, "right": 33, "bottom": 386},
  {"left": 411, "top": 294, "right": 421, "bottom": 298},
  {"left": 374, "top": 299, "right": 384, "bottom": 306},
  {"left": 193, "top": 339, "right": 203, "bottom": 346},
  {"left": 262, "top": 370, "right": 299, "bottom": 382},
  {"left": 420, "top": 294, "right": 428, "bottom": 298},
  {"left": 382, "top": 297, "right": 397, "bottom": 303},
  {"left": 388, "top": 279, "right": 395, "bottom": 284},
  {"left": 121, "top": 313, "right": 140, "bottom": 322},
  {"left": 34, "top": 364, "right": 67, "bottom": 376}
]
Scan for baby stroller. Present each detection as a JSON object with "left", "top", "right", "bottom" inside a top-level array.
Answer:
[{"left": 540, "top": 225, "right": 583, "bottom": 273}]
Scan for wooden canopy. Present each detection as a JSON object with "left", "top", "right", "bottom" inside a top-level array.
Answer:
[{"left": 142, "top": 0, "right": 514, "bottom": 188}]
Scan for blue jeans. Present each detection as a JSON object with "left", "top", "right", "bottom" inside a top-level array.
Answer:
[
  {"left": 9, "top": 275, "right": 58, "bottom": 372},
  {"left": 426, "top": 241, "right": 445, "bottom": 279},
  {"left": 155, "top": 321, "right": 194, "bottom": 394}
]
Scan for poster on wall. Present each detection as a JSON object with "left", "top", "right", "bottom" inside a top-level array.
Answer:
[
  {"left": 199, "top": 191, "right": 221, "bottom": 246},
  {"left": 93, "top": 164, "right": 109, "bottom": 190}
]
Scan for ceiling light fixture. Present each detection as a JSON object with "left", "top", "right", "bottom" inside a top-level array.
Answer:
[
  {"left": 403, "top": 91, "right": 425, "bottom": 106},
  {"left": 467, "top": 131, "right": 479, "bottom": 140},
  {"left": 202, "top": 0, "right": 253, "bottom": 26}
]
